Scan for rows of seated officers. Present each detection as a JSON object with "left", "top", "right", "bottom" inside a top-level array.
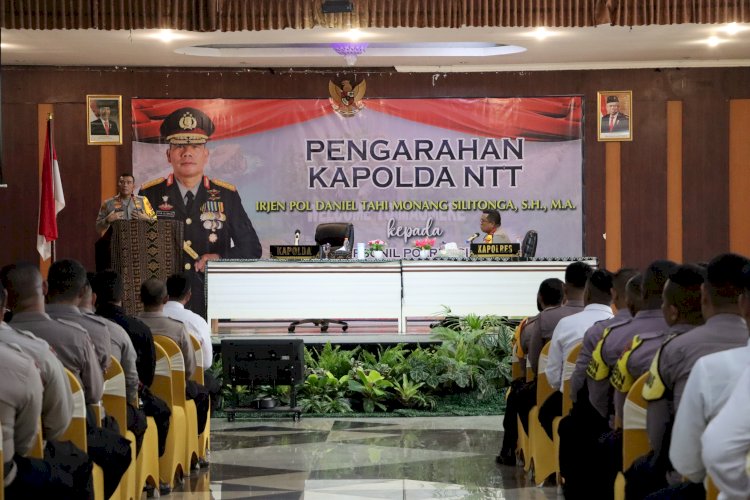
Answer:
[
  {"left": 0, "top": 259, "right": 219, "bottom": 498},
  {"left": 500, "top": 254, "right": 750, "bottom": 500}
]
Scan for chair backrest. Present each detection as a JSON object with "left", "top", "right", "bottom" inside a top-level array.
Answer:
[
  {"left": 154, "top": 336, "right": 187, "bottom": 406},
  {"left": 102, "top": 355, "right": 127, "bottom": 436},
  {"left": 150, "top": 342, "right": 174, "bottom": 407},
  {"left": 622, "top": 372, "right": 650, "bottom": 470},
  {"left": 60, "top": 369, "right": 88, "bottom": 451},
  {"left": 522, "top": 230, "right": 538, "bottom": 258},
  {"left": 536, "top": 342, "right": 555, "bottom": 404},
  {"left": 315, "top": 222, "right": 354, "bottom": 254},
  {"left": 189, "top": 334, "right": 205, "bottom": 385},
  {"left": 561, "top": 342, "right": 583, "bottom": 416},
  {"left": 511, "top": 319, "right": 527, "bottom": 380}
]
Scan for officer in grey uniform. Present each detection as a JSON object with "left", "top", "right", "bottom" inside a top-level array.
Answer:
[
  {"left": 138, "top": 278, "right": 209, "bottom": 435},
  {"left": 139, "top": 106, "right": 262, "bottom": 319},
  {"left": 95, "top": 173, "right": 156, "bottom": 236},
  {"left": 0, "top": 342, "right": 44, "bottom": 493},
  {"left": 610, "top": 266, "right": 706, "bottom": 429},
  {"left": 643, "top": 254, "right": 750, "bottom": 460},
  {"left": 2, "top": 263, "right": 104, "bottom": 404},
  {"left": 569, "top": 268, "right": 637, "bottom": 404},
  {"left": 80, "top": 273, "right": 139, "bottom": 405},
  {"left": 526, "top": 261, "right": 592, "bottom": 376},
  {"left": 45, "top": 259, "right": 111, "bottom": 373},
  {"left": 0, "top": 279, "right": 72, "bottom": 441},
  {"left": 586, "top": 260, "right": 675, "bottom": 423}
]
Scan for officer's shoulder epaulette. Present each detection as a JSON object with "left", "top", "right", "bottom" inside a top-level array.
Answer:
[
  {"left": 641, "top": 332, "right": 680, "bottom": 401},
  {"left": 140, "top": 177, "right": 166, "bottom": 190},
  {"left": 55, "top": 317, "right": 88, "bottom": 333},
  {"left": 211, "top": 178, "right": 237, "bottom": 192},
  {"left": 82, "top": 313, "right": 108, "bottom": 327},
  {"left": 10, "top": 326, "right": 41, "bottom": 341}
]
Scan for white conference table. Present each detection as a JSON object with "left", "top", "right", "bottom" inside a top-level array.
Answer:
[{"left": 206, "top": 258, "right": 597, "bottom": 333}]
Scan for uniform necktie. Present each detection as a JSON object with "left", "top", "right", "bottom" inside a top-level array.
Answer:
[
  {"left": 185, "top": 191, "right": 194, "bottom": 213},
  {"left": 104, "top": 120, "right": 110, "bottom": 135},
  {"left": 609, "top": 115, "right": 615, "bottom": 132}
]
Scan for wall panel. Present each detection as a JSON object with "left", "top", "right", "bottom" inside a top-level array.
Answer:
[{"left": 1, "top": 66, "right": 749, "bottom": 272}]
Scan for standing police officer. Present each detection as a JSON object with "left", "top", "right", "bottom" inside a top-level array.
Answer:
[{"left": 139, "top": 107, "right": 262, "bottom": 318}]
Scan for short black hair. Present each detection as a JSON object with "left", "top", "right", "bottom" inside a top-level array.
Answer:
[
  {"left": 538, "top": 278, "right": 564, "bottom": 308},
  {"left": 664, "top": 264, "right": 706, "bottom": 323},
  {"left": 642, "top": 260, "right": 677, "bottom": 307},
  {"left": 565, "top": 261, "right": 593, "bottom": 289},
  {"left": 47, "top": 259, "right": 88, "bottom": 301},
  {"left": 482, "top": 209, "right": 501, "bottom": 226},
  {"left": 140, "top": 278, "right": 167, "bottom": 307},
  {"left": 166, "top": 273, "right": 191, "bottom": 301},
  {"left": 613, "top": 268, "right": 639, "bottom": 298},
  {"left": 119, "top": 173, "right": 134, "bottom": 181},
  {"left": 626, "top": 273, "right": 643, "bottom": 314},
  {"left": 92, "top": 270, "right": 123, "bottom": 304},
  {"left": 742, "top": 263, "right": 750, "bottom": 292},
  {"left": 705, "top": 253, "right": 750, "bottom": 306},
  {"left": 587, "top": 269, "right": 614, "bottom": 303},
  {"left": 0, "top": 262, "right": 42, "bottom": 304}
]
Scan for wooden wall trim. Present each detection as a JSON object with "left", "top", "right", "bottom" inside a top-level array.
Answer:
[
  {"left": 605, "top": 142, "right": 621, "bottom": 271},
  {"left": 100, "top": 146, "right": 117, "bottom": 202},
  {"left": 729, "top": 99, "right": 750, "bottom": 256},
  {"left": 666, "top": 101, "right": 683, "bottom": 263}
]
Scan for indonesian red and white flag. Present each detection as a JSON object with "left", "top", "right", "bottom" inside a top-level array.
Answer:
[{"left": 37, "top": 119, "right": 66, "bottom": 260}]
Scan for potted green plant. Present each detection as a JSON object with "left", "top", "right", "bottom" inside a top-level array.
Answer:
[{"left": 368, "top": 239, "right": 386, "bottom": 259}]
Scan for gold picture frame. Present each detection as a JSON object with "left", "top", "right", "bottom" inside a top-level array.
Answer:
[
  {"left": 597, "top": 90, "right": 633, "bottom": 142},
  {"left": 87, "top": 95, "right": 123, "bottom": 145}
]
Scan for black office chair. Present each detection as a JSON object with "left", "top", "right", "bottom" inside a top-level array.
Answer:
[
  {"left": 288, "top": 222, "right": 353, "bottom": 333},
  {"left": 521, "top": 230, "right": 538, "bottom": 258},
  {"left": 314, "top": 222, "right": 354, "bottom": 258}
]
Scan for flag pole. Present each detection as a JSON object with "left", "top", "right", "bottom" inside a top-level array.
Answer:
[{"left": 47, "top": 112, "right": 56, "bottom": 262}]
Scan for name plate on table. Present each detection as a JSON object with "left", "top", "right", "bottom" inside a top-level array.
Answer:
[
  {"left": 270, "top": 245, "right": 320, "bottom": 260},
  {"left": 470, "top": 243, "right": 520, "bottom": 258}
]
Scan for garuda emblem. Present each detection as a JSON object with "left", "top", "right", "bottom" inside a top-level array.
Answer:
[{"left": 329, "top": 79, "right": 366, "bottom": 117}]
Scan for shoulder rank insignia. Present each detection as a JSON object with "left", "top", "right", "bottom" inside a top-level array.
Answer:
[
  {"left": 587, "top": 327, "right": 613, "bottom": 381},
  {"left": 641, "top": 333, "right": 678, "bottom": 401},
  {"left": 211, "top": 178, "right": 237, "bottom": 192},
  {"left": 610, "top": 335, "right": 643, "bottom": 393},
  {"left": 140, "top": 177, "right": 166, "bottom": 190}
]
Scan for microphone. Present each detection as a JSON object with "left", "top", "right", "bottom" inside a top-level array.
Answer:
[
  {"left": 466, "top": 232, "right": 480, "bottom": 244},
  {"left": 294, "top": 229, "right": 300, "bottom": 246}
]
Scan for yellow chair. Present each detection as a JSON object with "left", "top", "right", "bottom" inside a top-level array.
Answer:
[
  {"left": 148, "top": 341, "right": 187, "bottom": 489},
  {"left": 705, "top": 475, "right": 719, "bottom": 500},
  {"left": 154, "top": 336, "right": 197, "bottom": 478},
  {"left": 102, "top": 356, "right": 137, "bottom": 500},
  {"left": 529, "top": 343, "right": 557, "bottom": 486},
  {"left": 134, "top": 416, "right": 160, "bottom": 495},
  {"left": 60, "top": 369, "right": 105, "bottom": 500},
  {"left": 614, "top": 372, "right": 650, "bottom": 500},
  {"left": 553, "top": 342, "right": 583, "bottom": 489},
  {"left": 189, "top": 335, "right": 210, "bottom": 463},
  {"left": 24, "top": 418, "right": 44, "bottom": 459}
]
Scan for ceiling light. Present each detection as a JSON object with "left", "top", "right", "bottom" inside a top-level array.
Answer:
[
  {"left": 157, "top": 29, "right": 177, "bottom": 42},
  {"left": 533, "top": 27, "right": 550, "bottom": 40},
  {"left": 347, "top": 29, "right": 363, "bottom": 41},
  {"left": 332, "top": 43, "right": 368, "bottom": 66},
  {"left": 721, "top": 23, "right": 744, "bottom": 35},
  {"left": 706, "top": 36, "right": 723, "bottom": 47}
]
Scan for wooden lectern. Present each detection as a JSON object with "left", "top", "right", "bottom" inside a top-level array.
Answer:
[{"left": 96, "top": 220, "right": 184, "bottom": 315}]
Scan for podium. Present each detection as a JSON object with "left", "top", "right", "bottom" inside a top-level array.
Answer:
[{"left": 96, "top": 220, "right": 184, "bottom": 314}]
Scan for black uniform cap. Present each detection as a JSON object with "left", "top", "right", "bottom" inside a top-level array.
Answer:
[{"left": 161, "top": 107, "right": 215, "bottom": 145}]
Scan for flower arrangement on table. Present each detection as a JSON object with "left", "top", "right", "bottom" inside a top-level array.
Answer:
[
  {"left": 367, "top": 239, "right": 386, "bottom": 251},
  {"left": 414, "top": 238, "right": 436, "bottom": 250}
]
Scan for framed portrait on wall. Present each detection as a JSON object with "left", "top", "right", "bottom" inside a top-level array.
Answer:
[
  {"left": 597, "top": 90, "right": 633, "bottom": 142},
  {"left": 87, "top": 95, "right": 122, "bottom": 145}
]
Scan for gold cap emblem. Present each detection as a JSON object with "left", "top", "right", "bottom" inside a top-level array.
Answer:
[{"left": 179, "top": 112, "right": 198, "bottom": 130}]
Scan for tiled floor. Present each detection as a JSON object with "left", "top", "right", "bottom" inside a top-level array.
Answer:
[{"left": 169, "top": 416, "right": 558, "bottom": 499}]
